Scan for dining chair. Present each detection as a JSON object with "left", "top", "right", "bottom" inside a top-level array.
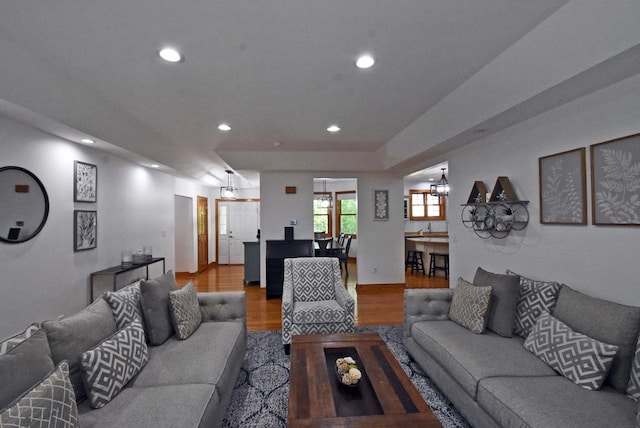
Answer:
[{"left": 338, "top": 236, "right": 352, "bottom": 275}]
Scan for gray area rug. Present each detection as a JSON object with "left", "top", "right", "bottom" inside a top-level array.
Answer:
[{"left": 222, "top": 325, "right": 471, "bottom": 427}]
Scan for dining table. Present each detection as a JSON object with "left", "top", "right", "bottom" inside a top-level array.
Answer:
[{"left": 314, "top": 237, "right": 343, "bottom": 257}]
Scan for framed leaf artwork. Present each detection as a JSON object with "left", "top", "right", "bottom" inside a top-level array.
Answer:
[
  {"left": 74, "top": 210, "right": 97, "bottom": 251},
  {"left": 539, "top": 148, "right": 587, "bottom": 225},
  {"left": 590, "top": 133, "right": 640, "bottom": 225}
]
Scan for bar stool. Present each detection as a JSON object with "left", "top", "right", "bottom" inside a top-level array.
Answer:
[
  {"left": 428, "top": 253, "right": 449, "bottom": 279},
  {"left": 405, "top": 250, "right": 426, "bottom": 275}
]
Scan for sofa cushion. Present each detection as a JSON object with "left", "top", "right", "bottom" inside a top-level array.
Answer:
[
  {"left": 130, "top": 321, "right": 246, "bottom": 393},
  {"left": 477, "top": 375, "right": 637, "bottom": 428},
  {"left": 104, "top": 281, "right": 143, "bottom": 330},
  {"left": 42, "top": 298, "right": 118, "bottom": 402},
  {"left": 473, "top": 267, "right": 520, "bottom": 337},
  {"left": 140, "top": 270, "right": 178, "bottom": 346},
  {"left": 77, "top": 383, "right": 220, "bottom": 428},
  {"left": 0, "top": 322, "right": 40, "bottom": 355},
  {"left": 410, "top": 320, "right": 556, "bottom": 399},
  {"left": 169, "top": 281, "right": 202, "bottom": 339},
  {"left": 507, "top": 270, "right": 561, "bottom": 338},
  {"left": 448, "top": 278, "right": 492, "bottom": 334},
  {"left": 0, "top": 361, "right": 78, "bottom": 427},
  {"left": 628, "top": 335, "right": 640, "bottom": 400},
  {"left": 552, "top": 284, "right": 640, "bottom": 392},
  {"left": 292, "top": 300, "right": 347, "bottom": 324},
  {"left": 0, "top": 329, "right": 55, "bottom": 410},
  {"left": 81, "top": 319, "right": 149, "bottom": 409},
  {"left": 524, "top": 313, "right": 619, "bottom": 390}
]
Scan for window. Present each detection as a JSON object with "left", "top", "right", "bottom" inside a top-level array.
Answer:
[
  {"left": 336, "top": 191, "right": 357, "bottom": 237},
  {"left": 409, "top": 189, "right": 446, "bottom": 221},
  {"left": 313, "top": 192, "right": 332, "bottom": 236}
]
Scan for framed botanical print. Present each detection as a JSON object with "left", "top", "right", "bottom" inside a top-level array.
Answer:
[
  {"left": 74, "top": 210, "right": 97, "bottom": 251},
  {"left": 590, "top": 133, "right": 640, "bottom": 225},
  {"left": 74, "top": 161, "right": 97, "bottom": 202},
  {"left": 539, "top": 148, "right": 587, "bottom": 225}
]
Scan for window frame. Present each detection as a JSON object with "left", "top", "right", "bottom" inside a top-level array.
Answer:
[
  {"left": 313, "top": 192, "right": 333, "bottom": 236},
  {"left": 409, "top": 188, "right": 446, "bottom": 221},
  {"left": 336, "top": 190, "right": 357, "bottom": 238}
]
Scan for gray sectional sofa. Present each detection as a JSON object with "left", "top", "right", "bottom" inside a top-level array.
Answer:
[
  {"left": 404, "top": 270, "right": 640, "bottom": 428},
  {"left": 0, "top": 272, "right": 247, "bottom": 428}
]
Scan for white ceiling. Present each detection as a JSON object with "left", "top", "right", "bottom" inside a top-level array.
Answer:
[{"left": 1, "top": 1, "right": 637, "bottom": 188}]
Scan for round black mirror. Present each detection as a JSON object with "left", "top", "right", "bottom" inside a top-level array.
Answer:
[{"left": 0, "top": 166, "right": 50, "bottom": 244}]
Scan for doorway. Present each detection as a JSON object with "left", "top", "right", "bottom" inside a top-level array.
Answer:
[
  {"left": 216, "top": 200, "right": 260, "bottom": 265},
  {"left": 197, "top": 196, "right": 209, "bottom": 272}
]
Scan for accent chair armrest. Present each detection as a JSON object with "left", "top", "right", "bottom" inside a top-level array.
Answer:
[
  {"left": 198, "top": 291, "right": 246, "bottom": 326},
  {"left": 334, "top": 280, "right": 355, "bottom": 326},
  {"left": 404, "top": 289, "right": 453, "bottom": 337}
]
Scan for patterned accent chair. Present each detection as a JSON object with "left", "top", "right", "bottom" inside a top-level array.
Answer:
[{"left": 281, "top": 257, "right": 355, "bottom": 354}]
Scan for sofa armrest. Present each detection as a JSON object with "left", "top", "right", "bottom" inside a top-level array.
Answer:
[
  {"left": 404, "top": 289, "right": 453, "bottom": 337},
  {"left": 198, "top": 291, "right": 246, "bottom": 324}
]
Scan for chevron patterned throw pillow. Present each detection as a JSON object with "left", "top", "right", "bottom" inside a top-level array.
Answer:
[
  {"left": 448, "top": 278, "right": 492, "bottom": 334},
  {"left": 104, "top": 281, "right": 143, "bottom": 330},
  {"left": 506, "top": 270, "right": 561, "bottom": 338},
  {"left": 627, "top": 336, "right": 640, "bottom": 400},
  {"left": 169, "top": 281, "right": 202, "bottom": 340},
  {"left": 524, "top": 313, "right": 619, "bottom": 390},
  {"left": 80, "top": 319, "right": 148, "bottom": 409},
  {"left": 0, "top": 361, "right": 78, "bottom": 427}
]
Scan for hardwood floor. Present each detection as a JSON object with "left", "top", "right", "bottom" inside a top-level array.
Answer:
[{"left": 176, "top": 260, "right": 449, "bottom": 331}]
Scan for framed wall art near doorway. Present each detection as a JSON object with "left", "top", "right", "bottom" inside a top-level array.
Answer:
[
  {"left": 590, "top": 133, "right": 640, "bottom": 226},
  {"left": 374, "top": 189, "right": 389, "bottom": 221}
]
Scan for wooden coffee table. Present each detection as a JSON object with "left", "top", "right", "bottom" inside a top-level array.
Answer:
[{"left": 288, "top": 332, "right": 442, "bottom": 427}]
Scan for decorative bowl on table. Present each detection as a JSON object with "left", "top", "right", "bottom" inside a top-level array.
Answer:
[{"left": 335, "top": 357, "right": 362, "bottom": 387}]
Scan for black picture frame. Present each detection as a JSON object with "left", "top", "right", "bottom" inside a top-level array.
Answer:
[
  {"left": 74, "top": 210, "right": 97, "bottom": 251},
  {"left": 74, "top": 161, "right": 97, "bottom": 203}
]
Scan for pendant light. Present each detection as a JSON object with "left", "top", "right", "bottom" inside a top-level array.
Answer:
[
  {"left": 320, "top": 179, "right": 333, "bottom": 209},
  {"left": 430, "top": 168, "right": 449, "bottom": 197},
  {"left": 220, "top": 170, "right": 238, "bottom": 200}
]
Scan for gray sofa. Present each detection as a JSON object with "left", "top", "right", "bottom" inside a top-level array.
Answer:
[
  {"left": 404, "top": 276, "right": 640, "bottom": 428},
  {"left": 0, "top": 277, "right": 247, "bottom": 428}
]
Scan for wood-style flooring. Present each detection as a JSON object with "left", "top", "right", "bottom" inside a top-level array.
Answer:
[{"left": 176, "top": 260, "right": 448, "bottom": 331}]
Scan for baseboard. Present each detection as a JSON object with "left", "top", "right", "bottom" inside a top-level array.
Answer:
[{"left": 355, "top": 282, "right": 405, "bottom": 288}]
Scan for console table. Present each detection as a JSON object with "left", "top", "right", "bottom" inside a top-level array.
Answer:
[{"left": 90, "top": 257, "right": 166, "bottom": 301}]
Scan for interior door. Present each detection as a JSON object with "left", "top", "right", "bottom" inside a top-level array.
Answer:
[
  {"left": 218, "top": 201, "right": 259, "bottom": 265},
  {"left": 197, "top": 196, "right": 209, "bottom": 272}
]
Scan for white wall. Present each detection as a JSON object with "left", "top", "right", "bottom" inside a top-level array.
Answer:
[
  {"left": 0, "top": 115, "right": 216, "bottom": 338},
  {"left": 260, "top": 171, "right": 405, "bottom": 286},
  {"left": 446, "top": 74, "right": 640, "bottom": 305}
]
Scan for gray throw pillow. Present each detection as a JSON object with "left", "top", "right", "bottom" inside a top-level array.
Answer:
[
  {"left": 0, "top": 361, "right": 78, "bottom": 427},
  {"left": 81, "top": 318, "right": 149, "bottom": 409},
  {"left": 628, "top": 335, "right": 640, "bottom": 400},
  {"left": 42, "top": 298, "right": 117, "bottom": 402},
  {"left": 104, "top": 281, "right": 144, "bottom": 330},
  {"left": 169, "top": 281, "right": 202, "bottom": 340},
  {"left": 506, "top": 270, "right": 561, "bottom": 338},
  {"left": 552, "top": 284, "right": 640, "bottom": 393},
  {"left": 140, "top": 270, "right": 178, "bottom": 346},
  {"left": 524, "top": 313, "right": 619, "bottom": 390},
  {"left": 448, "top": 278, "right": 492, "bottom": 334},
  {"left": 473, "top": 267, "right": 520, "bottom": 337},
  {"left": 0, "top": 329, "right": 55, "bottom": 410}
]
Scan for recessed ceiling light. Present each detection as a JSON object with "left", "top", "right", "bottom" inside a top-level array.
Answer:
[
  {"left": 158, "top": 47, "right": 183, "bottom": 63},
  {"left": 150, "top": 164, "right": 160, "bottom": 168},
  {"left": 356, "top": 54, "right": 375, "bottom": 69},
  {"left": 327, "top": 125, "right": 341, "bottom": 133},
  {"left": 80, "top": 138, "right": 95, "bottom": 144},
  {"left": 218, "top": 123, "right": 231, "bottom": 131}
]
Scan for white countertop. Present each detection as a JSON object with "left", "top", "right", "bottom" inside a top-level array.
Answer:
[{"left": 406, "top": 237, "right": 449, "bottom": 244}]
